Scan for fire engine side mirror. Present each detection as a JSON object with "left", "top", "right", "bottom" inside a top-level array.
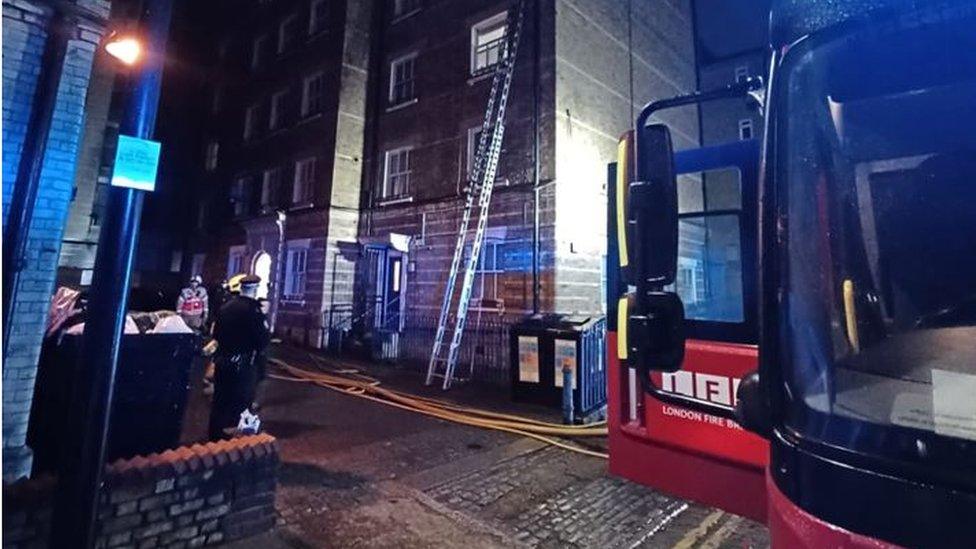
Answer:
[
  {"left": 622, "top": 291, "right": 685, "bottom": 373},
  {"left": 630, "top": 123, "right": 678, "bottom": 289}
]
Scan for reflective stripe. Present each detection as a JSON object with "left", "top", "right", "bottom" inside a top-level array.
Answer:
[
  {"left": 616, "top": 136, "right": 630, "bottom": 268},
  {"left": 617, "top": 296, "right": 629, "bottom": 360}
]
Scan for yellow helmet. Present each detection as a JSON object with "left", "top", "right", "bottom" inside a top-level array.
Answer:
[{"left": 227, "top": 273, "right": 247, "bottom": 294}]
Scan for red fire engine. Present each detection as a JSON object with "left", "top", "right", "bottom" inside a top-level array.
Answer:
[{"left": 608, "top": 1, "right": 976, "bottom": 546}]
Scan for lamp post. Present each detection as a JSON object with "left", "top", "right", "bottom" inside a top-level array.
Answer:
[{"left": 50, "top": 1, "right": 172, "bottom": 546}]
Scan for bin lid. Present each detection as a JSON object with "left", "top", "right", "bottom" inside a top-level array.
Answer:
[{"left": 513, "top": 314, "right": 603, "bottom": 332}]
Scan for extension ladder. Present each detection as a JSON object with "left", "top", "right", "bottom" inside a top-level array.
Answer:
[{"left": 426, "top": 0, "right": 526, "bottom": 389}]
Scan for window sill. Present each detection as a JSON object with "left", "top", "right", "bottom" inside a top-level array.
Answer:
[
  {"left": 281, "top": 299, "right": 307, "bottom": 307},
  {"left": 297, "top": 112, "right": 323, "bottom": 126},
  {"left": 385, "top": 98, "right": 418, "bottom": 113},
  {"left": 289, "top": 202, "right": 315, "bottom": 211},
  {"left": 377, "top": 196, "right": 413, "bottom": 207},
  {"left": 390, "top": 8, "right": 421, "bottom": 25},
  {"left": 467, "top": 71, "right": 495, "bottom": 86}
]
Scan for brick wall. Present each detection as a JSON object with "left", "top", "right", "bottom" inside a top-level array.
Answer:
[
  {"left": 2, "top": 0, "right": 111, "bottom": 481},
  {"left": 2, "top": 434, "right": 279, "bottom": 549}
]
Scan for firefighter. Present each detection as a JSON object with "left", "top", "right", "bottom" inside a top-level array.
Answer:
[
  {"left": 176, "top": 275, "right": 209, "bottom": 332},
  {"left": 208, "top": 274, "right": 270, "bottom": 440}
]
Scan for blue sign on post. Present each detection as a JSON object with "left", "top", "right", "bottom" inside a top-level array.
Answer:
[{"left": 110, "top": 135, "right": 161, "bottom": 192}]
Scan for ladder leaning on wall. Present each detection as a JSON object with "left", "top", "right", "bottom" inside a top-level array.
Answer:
[{"left": 425, "top": 0, "right": 526, "bottom": 390}]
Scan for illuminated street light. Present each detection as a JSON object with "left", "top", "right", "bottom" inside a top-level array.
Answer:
[{"left": 104, "top": 34, "right": 143, "bottom": 66}]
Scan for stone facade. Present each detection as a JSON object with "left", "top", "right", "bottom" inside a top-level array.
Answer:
[
  {"left": 698, "top": 49, "right": 766, "bottom": 146},
  {"left": 193, "top": 0, "right": 697, "bottom": 361},
  {"left": 2, "top": 0, "right": 111, "bottom": 481},
  {"left": 187, "top": 0, "right": 373, "bottom": 347}
]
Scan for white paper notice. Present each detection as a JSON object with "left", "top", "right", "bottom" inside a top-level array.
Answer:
[
  {"left": 518, "top": 336, "right": 539, "bottom": 383},
  {"left": 553, "top": 339, "right": 577, "bottom": 389},
  {"left": 931, "top": 369, "right": 976, "bottom": 442}
]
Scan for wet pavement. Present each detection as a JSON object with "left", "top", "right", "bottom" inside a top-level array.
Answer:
[{"left": 183, "top": 345, "right": 769, "bottom": 548}]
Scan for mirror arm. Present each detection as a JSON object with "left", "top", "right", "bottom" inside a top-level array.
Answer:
[
  {"left": 636, "top": 368, "right": 738, "bottom": 420},
  {"left": 635, "top": 77, "right": 763, "bottom": 177}
]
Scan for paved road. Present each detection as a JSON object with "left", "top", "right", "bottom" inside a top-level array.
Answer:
[{"left": 184, "top": 346, "right": 769, "bottom": 548}]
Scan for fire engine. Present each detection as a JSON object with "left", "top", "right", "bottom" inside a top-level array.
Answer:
[{"left": 608, "top": 0, "right": 976, "bottom": 546}]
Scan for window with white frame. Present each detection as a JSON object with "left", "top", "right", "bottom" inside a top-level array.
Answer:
[
  {"left": 227, "top": 245, "right": 247, "bottom": 277},
  {"left": 244, "top": 104, "right": 258, "bottom": 140},
  {"left": 738, "top": 118, "right": 754, "bottom": 140},
  {"left": 382, "top": 147, "right": 412, "bottom": 199},
  {"left": 389, "top": 53, "right": 416, "bottom": 105},
  {"left": 301, "top": 72, "right": 324, "bottom": 116},
  {"left": 292, "top": 158, "right": 316, "bottom": 203},
  {"left": 270, "top": 89, "right": 288, "bottom": 130},
  {"left": 252, "top": 35, "right": 268, "bottom": 70},
  {"left": 261, "top": 167, "right": 281, "bottom": 209},
  {"left": 734, "top": 65, "right": 749, "bottom": 83},
  {"left": 278, "top": 14, "right": 299, "bottom": 53},
  {"left": 468, "top": 230, "right": 507, "bottom": 307},
  {"left": 466, "top": 125, "right": 492, "bottom": 178},
  {"left": 283, "top": 241, "right": 309, "bottom": 299},
  {"left": 196, "top": 203, "right": 207, "bottom": 230},
  {"left": 231, "top": 177, "right": 249, "bottom": 217},
  {"left": 205, "top": 141, "right": 219, "bottom": 171},
  {"left": 471, "top": 12, "right": 507, "bottom": 75},
  {"left": 393, "top": 0, "right": 421, "bottom": 18},
  {"left": 310, "top": 0, "right": 328, "bottom": 34}
]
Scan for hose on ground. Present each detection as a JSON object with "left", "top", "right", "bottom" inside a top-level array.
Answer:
[{"left": 268, "top": 357, "right": 609, "bottom": 460}]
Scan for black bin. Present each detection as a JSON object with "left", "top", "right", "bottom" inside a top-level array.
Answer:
[
  {"left": 509, "top": 314, "right": 607, "bottom": 421},
  {"left": 28, "top": 332, "right": 198, "bottom": 473}
]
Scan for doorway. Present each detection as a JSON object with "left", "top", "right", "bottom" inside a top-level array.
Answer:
[{"left": 252, "top": 251, "right": 272, "bottom": 299}]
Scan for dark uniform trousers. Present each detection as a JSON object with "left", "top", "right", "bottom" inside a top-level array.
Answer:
[
  {"left": 208, "top": 352, "right": 259, "bottom": 440},
  {"left": 208, "top": 294, "right": 270, "bottom": 441}
]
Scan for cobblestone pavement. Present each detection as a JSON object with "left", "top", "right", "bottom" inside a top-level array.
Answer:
[{"left": 184, "top": 346, "right": 769, "bottom": 548}]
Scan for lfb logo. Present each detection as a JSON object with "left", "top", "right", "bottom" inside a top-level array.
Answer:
[{"left": 660, "top": 371, "right": 741, "bottom": 407}]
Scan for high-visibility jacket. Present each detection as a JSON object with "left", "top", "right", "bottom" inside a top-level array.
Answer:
[{"left": 177, "top": 286, "right": 209, "bottom": 318}]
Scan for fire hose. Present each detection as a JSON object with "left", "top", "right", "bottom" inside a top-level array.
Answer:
[{"left": 268, "top": 355, "right": 609, "bottom": 459}]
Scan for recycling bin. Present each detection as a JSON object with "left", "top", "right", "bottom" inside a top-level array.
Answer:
[{"left": 509, "top": 314, "right": 607, "bottom": 422}]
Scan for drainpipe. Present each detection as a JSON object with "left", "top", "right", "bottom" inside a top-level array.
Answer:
[
  {"left": 269, "top": 210, "right": 287, "bottom": 333},
  {"left": 531, "top": 0, "right": 542, "bottom": 314}
]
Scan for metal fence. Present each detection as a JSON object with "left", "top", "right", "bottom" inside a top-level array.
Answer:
[{"left": 399, "top": 313, "right": 512, "bottom": 386}]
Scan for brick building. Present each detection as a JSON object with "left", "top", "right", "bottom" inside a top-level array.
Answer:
[
  {"left": 190, "top": 0, "right": 698, "bottom": 369},
  {"left": 2, "top": 0, "right": 111, "bottom": 480}
]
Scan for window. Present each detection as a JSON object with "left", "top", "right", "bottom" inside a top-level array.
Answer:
[
  {"left": 389, "top": 53, "right": 416, "bottom": 105},
  {"left": 231, "top": 177, "right": 250, "bottom": 217},
  {"left": 393, "top": 0, "right": 421, "bottom": 19},
  {"left": 252, "top": 35, "right": 268, "bottom": 70},
  {"left": 382, "top": 147, "right": 412, "bottom": 199},
  {"left": 283, "top": 241, "right": 309, "bottom": 299},
  {"left": 270, "top": 89, "right": 288, "bottom": 130},
  {"left": 278, "top": 14, "right": 299, "bottom": 54},
  {"left": 191, "top": 253, "right": 206, "bottom": 277},
  {"left": 310, "top": 0, "right": 328, "bottom": 35},
  {"left": 261, "top": 167, "right": 281, "bottom": 209},
  {"left": 227, "top": 245, "right": 247, "bottom": 277},
  {"left": 292, "top": 158, "right": 316, "bottom": 203},
  {"left": 467, "top": 125, "right": 491, "bottom": 178},
  {"left": 467, "top": 228, "right": 510, "bottom": 308},
  {"left": 302, "top": 72, "right": 324, "bottom": 116},
  {"left": 471, "top": 12, "right": 508, "bottom": 75},
  {"left": 205, "top": 141, "right": 219, "bottom": 171},
  {"left": 734, "top": 65, "right": 749, "bottom": 83},
  {"left": 670, "top": 166, "right": 746, "bottom": 323},
  {"left": 244, "top": 104, "right": 258, "bottom": 140},
  {"left": 738, "top": 118, "right": 754, "bottom": 140},
  {"left": 170, "top": 251, "right": 183, "bottom": 273}
]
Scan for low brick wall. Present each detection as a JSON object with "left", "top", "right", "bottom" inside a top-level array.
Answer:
[{"left": 3, "top": 434, "right": 278, "bottom": 548}]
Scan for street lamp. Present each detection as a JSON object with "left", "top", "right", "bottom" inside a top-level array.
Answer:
[
  {"left": 104, "top": 33, "right": 144, "bottom": 66},
  {"left": 50, "top": 1, "right": 173, "bottom": 546}
]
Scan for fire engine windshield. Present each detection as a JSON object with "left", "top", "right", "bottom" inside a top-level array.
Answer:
[{"left": 777, "top": 7, "right": 976, "bottom": 480}]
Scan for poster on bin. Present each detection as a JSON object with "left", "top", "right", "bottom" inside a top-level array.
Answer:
[
  {"left": 553, "top": 339, "right": 577, "bottom": 389},
  {"left": 517, "top": 336, "right": 539, "bottom": 382}
]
